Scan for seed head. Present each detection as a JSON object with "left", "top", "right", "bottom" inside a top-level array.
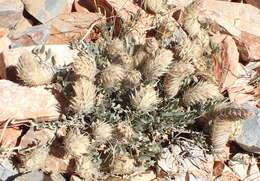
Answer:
[
  {"left": 70, "top": 78, "right": 96, "bottom": 113},
  {"left": 213, "top": 102, "right": 255, "bottom": 121},
  {"left": 131, "top": 85, "right": 161, "bottom": 111},
  {"left": 142, "top": 48, "right": 173, "bottom": 81},
  {"left": 92, "top": 120, "right": 113, "bottom": 142},
  {"left": 143, "top": 0, "right": 167, "bottom": 14},
  {"left": 73, "top": 55, "right": 97, "bottom": 81},
  {"left": 133, "top": 45, "right": 148, "bottom": 68},
  {"left": 64, "top": 128, "right": 90, "bottom": 157},
  {"left": 17, "top": 52, "right": 55, "bottom": 86},
  {"left": 19, "top": 146, "right": 49, "bottom": 172},
  {"left": 110, "top": 154, "right": 136, "bottom": 175},
  {"left": 182, "top": 81, "right": 223, "bottom": 106},
  {"left": 144, "top": 37, "right": 159, "bottom": 54},
  {"left": 99, "top": 64, "right": 126, "bottom": 88},
  {"left": 124, "top": 69, "right": 142, "bottom": 87},
  {"left": 75, "top": 156, "right": 99, "bottom": 180},
  {"left": 164, "top": 62, "right": 195, "bottom": 98}
]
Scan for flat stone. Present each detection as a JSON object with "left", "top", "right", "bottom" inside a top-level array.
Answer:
[
  {"left": 9, "top": 24, "right": 51, "bottom": 48},
  {"left": 235, "top": 104, "right": 260, "bottom": 154},
  {"left": 200, "top": 0, "right": 260, "bottom": 61},
  {"left": 47, "top": 12, "right": 103, "bottom": 44},
  {"left": 0, "top": 80, "right": 59, "bottom": 123},
  {"left": 13, "top": 172, "right": 65, "bottom": 181},
  {"left": 0, "top": 127, "right": 22, "bottom": 147},
  {"left": 245, "top": 0, "right": 260, "bottom": 9},
  {"left": 21, "top": 0, "right": 68, "bottom": 24},
  {"left": 0, "top": 0, "right": 24, "bottom": 28}
]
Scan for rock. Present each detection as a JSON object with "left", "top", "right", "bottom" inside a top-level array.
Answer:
[
  {"left": 200, "top": 0, "right": 260, "bottom": 61},
  {"left": 45, "top": 155, "right": 75, "bottom": 173},
  {"left": 212, "top": 35, "right": 256, "bottom": 105},
  {"left": 0, "top": 159, "right": 18, "bottom": 181},
  {"left": 0, "top": 0, "right": 24, "bottom": 28},
  {"left": 129, "top": 171, "right": 156, "bottom": 181},
  {"left": 13, "top": 17, "right": 33, "bottom": 33},
  {"left": 13, "top": 171, "right": 65, "bottom": 181},
  {"left": 21, "top": 0, "right": 69, "bottom": 24},
  {"left": 70, "top": 175, "right": 83, "bottom": 181},
  {"left": 9, "top": 24, "right": 51, "bottom": 48},
  {"left": 0, "top": 80, "right": 59, "bottom": 123},
  {"left": 0, "top": 127, "right": 22, "bottom": 147},
  {"left": 0, "top": 28, "right": 10, "bottom": 79},
  {"left": 47, "top": 12, "right": 103, "bottom": 44},
  {"left": 245, "top": 0, "right": 260, "bottom": 9},
  {"left": 19, "top": 128, "right": 55, "bottom": 148},
  {"left": 235, "top": 104, "right": 260, "bottom": 154}
]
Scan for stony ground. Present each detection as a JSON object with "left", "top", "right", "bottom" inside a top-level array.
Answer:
[{"left": 0, "top": 0, "right": 259, "bottom": 181}]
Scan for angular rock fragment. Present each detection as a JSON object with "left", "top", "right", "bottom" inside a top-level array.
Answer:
[{"left": 0, "top": 0, "right": 24, "bottom": 28}]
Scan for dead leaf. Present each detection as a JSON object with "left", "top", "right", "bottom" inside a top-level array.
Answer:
[{"left": 213, "top": 161, "right": 225, "bottom": 177}]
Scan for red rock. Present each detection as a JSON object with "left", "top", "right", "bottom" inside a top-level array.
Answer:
[
  {"left": 8, "top": 25, "right": 51, "bottom": 48},
  {"left": 212, "top": 35, "right": 257, "bottom": 105},
  {"left": 74, "top": 0, "right": 91, "bottom": 13},
  {"left": 19, "top": 128, "right": 55, "bottom": 148},
  {"left": 0, "top": 80, "right": 60, "bottom": 123},
  {"left": 0, "top": 127, "right": 22, "bottom": 147},
  {"left": 0, "top": 28, "right": 10, "bottom": 79},
  {"left": 200, "top": 0, "right": 260, "bottom": 61},
  {"left": 0, "top": 0, "right": 24, "bottom": 28},
  {"left": 45, "top": 155, "right": 75, "bottom": 173},
  {"left": 47, "top": 12, "right": 103, "bottom": 44},
  {"left": 245, "top": 0, "right": 260, "bottom": 9},
  {"left": 21, "top": 0, "right": 69, "bottom": 24}
]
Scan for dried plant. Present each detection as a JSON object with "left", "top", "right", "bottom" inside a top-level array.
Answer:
[
  {"left": 183, "top": 0, "right": 209, "bottom": 46},
  {"left": 92, "top": 120, "right": 113, "bottom": 143},
  {"left": 141, "top": 48, "right": 173, "bottom": 81},
  {"left": 144, "top": 37, "right": 159, "bottom": 54},
  {"left": 182, "top": 81, "right": 223, "bottom": 106},
  {"left": 133, "top": 45, "right": 148, "bottom": 68},
  {"left": 115, "top": 122, "right": 133, "bottom": 139},
  {"left": 64, "top": 128, "right": 90, "bottom": 157},
  {"left": 212, "top": 117, "right": 232, "bottom": 151},
  {"left": 131, "top": 85, "right": 161, "bottom": 111},
  {"left": 75, "top": 156, "right": 99, "bottom": 180},
  {"left": 70, "top": 78, "right": 96, "bottom": 113},
  {"left": 17, "top": 52, "right": 55, "bottom": 86},
  {"left": 73, "top": 55, "right": 97, "bottom": 81},
  {"left": 213, "top": 102, "right": 255, "bottom": 121},
  {"left": 99, "top": 64, "right": 126, "bottom": 88},
  {"left": 19, "top": 146, "right": 49, "bottom": 172},
  {"left": 124, "top": 69, "right": 142, "bottom": 87},
  {"left": 142, "top": 0, "right": 167, "bottom": 14},
  {"left": 164, "top": 62, "right": 195, "bottom": 98},
  {"left": 110, "top": 154, "right": 136, "bottom": 175}
]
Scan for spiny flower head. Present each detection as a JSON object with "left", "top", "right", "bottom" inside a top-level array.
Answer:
[
  {"left": 19, "top": 146, "right": 49, "bottom": 172},
  {"left": 131, "top": 85, "right": 161, "bottom": 111},
  {"left": 73, "top": 55, "right": 97, "bottom": 81},
  {"left": 17, "top": 52, "right": 55, "bottom": 86},
  {"left": 142, "top": 48, "right": 173, "bottom": 81},
  {"left": 99, "top": 64, "right": 126, "bottom": 88},
  {"left": 92, "top": 120, "right": 113, "bottom": 143},
  {"left": 182, "top": 81, "right": 223, "bottom": 106},
  {"left": 164, "top": 62, "right": 195, "bottom": 98},
  {"left": 123, "top": 69, "right": 142, "bottom": 87},
  {"left": 64, "top": 128, "right": 90, "bottom": 157},
  {"left": 143, "top": 0, "right": 167, "bottom": 14},
  {"left": 70, "top": 78, "right": 96, "bottom": 114}
]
